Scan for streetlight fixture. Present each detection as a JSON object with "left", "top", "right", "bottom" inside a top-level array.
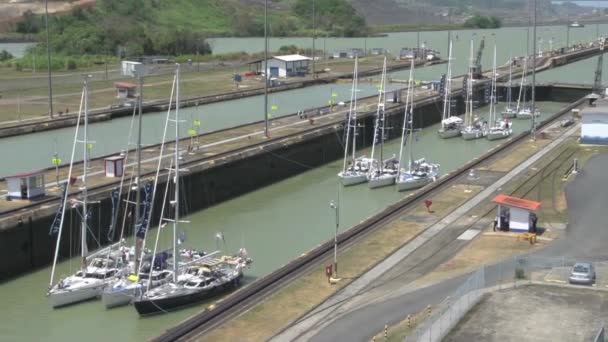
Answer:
[{"left": 329, "top": 200, "right": 339, "bottom": 277}]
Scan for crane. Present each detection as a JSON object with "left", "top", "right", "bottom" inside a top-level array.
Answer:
[{"left": 470, "top": 36, "right": 485, "bottom": 79}]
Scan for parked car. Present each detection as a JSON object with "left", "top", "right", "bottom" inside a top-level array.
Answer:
[{"left": 569, "top": 262, "right": 596, "bottom": 285}]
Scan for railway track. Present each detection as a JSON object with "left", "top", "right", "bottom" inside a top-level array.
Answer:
[{"left": 153, "top": 95, "right": 586, "bottom": 341}]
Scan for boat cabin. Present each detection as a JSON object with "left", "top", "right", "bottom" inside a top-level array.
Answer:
[
  {"left": 492, "top": 194, "right": 541, "bottom": 233},
  {"left": 6, "top": 170, "right": 45, "bottom": 200}
]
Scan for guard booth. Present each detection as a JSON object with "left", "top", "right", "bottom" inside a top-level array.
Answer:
[
  {"left": 492, "top": 194, "right": 541, "bottom": 233},
  {"left": 114, "top": 82, "right": 137, "bottom": 100},
  {"left": 6, "top": 170, "right": 46, "bottom": 200},
  {"left": 104, "top": 156, "right": 124, "bottom": 178}
]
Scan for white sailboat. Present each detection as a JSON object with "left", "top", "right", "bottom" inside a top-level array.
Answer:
[
  {"left": 396, "top": 60, "right": 439, "bottom": 191},
  {"left": 438, "top": 40, "right": 463, "bottom": 139},
  {"left": 338, "top": 57, "right": 371, "bottom": 186},
  {"left": 101, "top": 74, "right": 180, "bottom": 309},
  {"left": 487, "top": 45, "right": 513, "bottom": 141},
  {"left": 48, "top": 78, "right": 129, "bottom": 308},
  {"left": 501, "top": 56, "right": 517, "bottom": 118},
  {"left": 516, "top": 57, "right": 540, "bottom": 119},
  {"left": 461, "top": 38, "right": 487, "bottom": 140},
  {"left": 133, "top": 64, "right": 251, "bottom": 315},
  {"left": 368, "top": 57, "right": 398, "bottom": 189}
]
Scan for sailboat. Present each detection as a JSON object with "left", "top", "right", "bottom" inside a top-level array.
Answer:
[
  {"left": 368, "top": 57, "right": 398, "bottom": 189},
  {"left": 396, "top": 60, "right": 439, "bottom": 191},
  {"left": 461, "top": 38, "right": 487, "bottom": 140},
  {"left": 486, "top": 45, "right": 513, "bottom": 141},
  {"left": 47, "top": 78, "right": 129, "bottom": 308},
  {"left": 501, "top": 56, "right": 517, "bottom": 118},
  {"left": 133, "top": 65, "right": 251, "bottom": 315},
  {"left": 338, "top": 57, "right": 371, "bottom": 186},
  {"left": 101, "top": 76, "right": 178, "bottom": 309},
  {"left": 438, "top": 40, "right": 463, "bottom": 139},
  {"left": 516, "top": 57, "right": 540, "bottom": 119}
]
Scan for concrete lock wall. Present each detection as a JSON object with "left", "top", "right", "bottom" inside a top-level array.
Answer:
[{"left": 0, "top": 85, "right": 570, "bottom": 279}]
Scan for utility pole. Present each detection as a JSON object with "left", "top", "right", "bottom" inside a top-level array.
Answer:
[
  {"left": 44, "top": 0, "right": 53, "bottom": 118},
  {"left": 312, "top": 0, "right": 316, "bottom": 79},
  {"left": 567, "top": 26, "right": 570, "bottom": 49},
  {"left": 330, "top": 200, "right": 339, "bottom": 277},
  {"left": 264, "top": 0, "right": 269, "bottom": 137},
  {"left": 531, "top": 0, "right": 537, "bottom": 141}
]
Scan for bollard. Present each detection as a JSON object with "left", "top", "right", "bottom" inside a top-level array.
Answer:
[
  {"left": 427, "top": 305, "right": 432, "bottom": 317},
  {"left": 407, "top": 314, "right": 412, "bottom": 328},
  {"left": 384, "top": 324, "right": 388, "bottom": 341},
  {"left": 573, "top": 158, "right": 579, "bottom": 174}
]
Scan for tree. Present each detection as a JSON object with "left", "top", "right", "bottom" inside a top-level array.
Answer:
[
  {"left": 0, "top": 50, "right": 14, "bottom": 62},
  {"left": 15, "top": 10, "right": 41, "bottom": 34}
]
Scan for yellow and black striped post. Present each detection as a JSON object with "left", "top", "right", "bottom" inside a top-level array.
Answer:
[
  {"left": 407, "top": 314, "right": 412, "bottom": 328},
  {"left": 384, "top": 324, "right": 388, "bottom": 340},
  {"left": 427, "top": 305, "right": 432, "bottom": 317}
]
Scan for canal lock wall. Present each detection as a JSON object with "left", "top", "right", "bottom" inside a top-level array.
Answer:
[{"left": 0, "top": 84, "right": 589, "bottom": 280}]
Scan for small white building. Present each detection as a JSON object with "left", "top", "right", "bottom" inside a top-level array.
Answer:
[
  {"left": 493, "top": 194, "right": 541, "bottom": 233},
  {"left": 263, "top": 54, "right": 311, "bottom": 78},
  {"left": 6, "top": 170, "right": 46, "bottom": 200},
  {"left": 581, "top": 99, "right": 608, "bottom": 144},
  {"left": 104, "top": 156, "right": 125, "bottom": 178}
]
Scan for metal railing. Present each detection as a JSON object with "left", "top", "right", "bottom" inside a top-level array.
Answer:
[{"left": 404, "top": 255, "right": 607, "bottom": 342}]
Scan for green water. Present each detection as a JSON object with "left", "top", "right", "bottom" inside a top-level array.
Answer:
[{"left": 0, "top": 101, "right": 565, "bottom": 341}]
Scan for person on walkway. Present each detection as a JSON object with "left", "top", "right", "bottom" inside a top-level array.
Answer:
[
  {"left": 493, "top": 216, "right": 498, "bottom": 232},
  {"left": 530, "top": 213, "right": 538, "bottom": 233}
]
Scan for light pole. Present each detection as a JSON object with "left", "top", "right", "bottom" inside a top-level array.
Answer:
[
  {"left": 44, "top": 0, "right": 53, "bottom": 118},
  {"left": 263, "top": 0, "right": 269, "bottom": 137},
  {"left": 329, "top": 200, "right": 339, "bottom": 276},
  {"left": 566, "top": 25, "right": 570, "bottom": 49},
  {"left": 531, "top": 0, "right": 537, "bottom": 141},
  {"left": 312, "top": 0, "right": 316, "bottom": 79}
]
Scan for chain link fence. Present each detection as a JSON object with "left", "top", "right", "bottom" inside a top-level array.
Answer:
[{"left": 404, "top": 255, "right": 607, "bottom": 342}]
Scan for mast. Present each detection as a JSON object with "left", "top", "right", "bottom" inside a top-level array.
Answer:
[
  {"left": 351, "top": 58, "right": 359, "bottom": 163},
  {"left": 398, "top": 60, "right": 414, "bottom": 176},
  {"left": 442, "top": 40, "right": 453, "bottom": 124},
  {"left": 81, "top": 76, "right": 90, "bottom": 271},
  {"left": 407, "top": 62, "right": 416, "bottom": 172},
  {"left": 369, "top": 57, "right": 385, "bottom": 166},
  {"left": 379, "top": 57, "right": 387, "bottom": 171},
  {"left": 490, "top": 45, "right": 497, "bottom": 125},
  {"left": 341, "top": 59, "right": 356, "bottom": 174},
  {"left": 516, "top": 58, "right": 527, "bottom": 112},
  {"left": 173, "top": 64, "right": 181, "bottom": 282},
  {"left": 465, "top": 38, "right": 474, "bottom": 127},
  {"left": 49, "top": 81, "right": 86, "bottom": 288},
  {"left": 507, "top": 55, "right": 512, "bottom": 108},
  {"left": 134, "top": 72, "right": 143, "bottom": 273}
]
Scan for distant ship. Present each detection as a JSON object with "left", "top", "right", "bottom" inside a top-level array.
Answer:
[{"left": 568, "top": 21, "right": 584, "bottom": 28}]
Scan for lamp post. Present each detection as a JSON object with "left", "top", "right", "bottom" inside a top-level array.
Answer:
[
  {"left": 531, "top": 0, "right": 537, "bottom": 141},
  {"left": 44, "top": 0, "right": 53, "bottom": 118},
  {"left": 566, "top": 25, "right": 570, "bottom": 49},
  {"left": 329, "top": 200, "right": 339, "bottom": 277},
  {"left": 263, "top": 0, "right": 269, "bottom": 137},
  {"left": 312, "top": 0, "right": 316, "bottom": 79}
]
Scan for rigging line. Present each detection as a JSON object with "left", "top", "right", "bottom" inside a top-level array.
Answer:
[{"left": 266, "top": 150, "right": 316, "bottom": 170}]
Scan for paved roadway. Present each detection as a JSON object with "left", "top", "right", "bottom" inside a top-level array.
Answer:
[{"left": 299, "top": 131, "right": 608, "bottom": 341}]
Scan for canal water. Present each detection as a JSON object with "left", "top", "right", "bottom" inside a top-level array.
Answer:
[
  {"left": 0, "top": 42, "right": 33, "bottom": 58},
  {"left": 0, "top": 52, "right": 598, "bottom": 178},
  {"left": 0, "top": 101, "right": 565, "bottom": 341}
]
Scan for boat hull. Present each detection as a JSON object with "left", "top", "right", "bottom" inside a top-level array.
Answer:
[
  {"left": 48, "top": 282, "right": 106, "bottom": 308},
  {"left": 338, "top": 172, "right": 368, "bottom": 186},
  {"left": 396, "top": 176, "right": 433, "bottom": 191},
  {"left": 461, "top": 130, "right": 486, "bottom": 140},
  {"left": 486, "top": 130, "right": 512, "bottom": 141},
  {"left": 438, "top": 129, "right": 461, "bottom": 139},
  {"left": 102, "top": 285, "right": 140, "bottom": 309},
  {"left": 368, "top": 174, "right": 396, "bottom": 189},
  {"left": 133, "top": 277, "right": 242, "bottom": 315},
  {"left": 501, "top": 111, "right": 516, "bottom": 119}
]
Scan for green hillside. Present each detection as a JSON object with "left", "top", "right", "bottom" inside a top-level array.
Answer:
[{"left": 13, "top": 0, "right": 368, "bottom": 59}]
